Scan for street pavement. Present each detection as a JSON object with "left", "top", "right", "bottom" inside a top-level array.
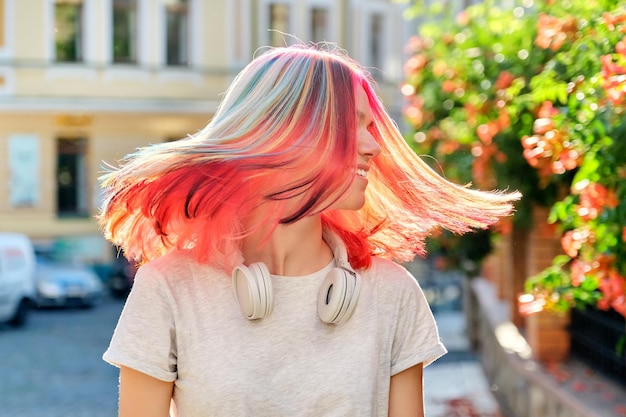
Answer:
[
  {"left": 0, "top": 298, "right": 121, "bottom": 417},
  {"left": 425, "top": 310, "right": 501, "bottom": 417},
  {"left": 0, "top": 273, "right": 499, "bottom": 417},
  {"left": 406, "top": 258, "right": 501, "bottom": 417}
]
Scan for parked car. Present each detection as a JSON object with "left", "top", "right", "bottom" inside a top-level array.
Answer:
[
  {"left": 34, "top": 254, "right": 104, "bottom": 308},
  {"left": 0, "top": 233, "right": 36, "bottom": 327}
]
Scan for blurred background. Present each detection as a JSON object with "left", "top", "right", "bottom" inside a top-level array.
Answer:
[{"left": 1, "top": 0, "right": 625, "bottom": 416}]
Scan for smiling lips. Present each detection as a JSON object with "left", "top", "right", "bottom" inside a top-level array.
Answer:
[{"left": 356, "top": 168, "right": 368, "bottom": 178}]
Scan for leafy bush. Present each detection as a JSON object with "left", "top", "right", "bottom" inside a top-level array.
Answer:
[{"left": 403, "top": 0, "right": 626, "bottom": 316}]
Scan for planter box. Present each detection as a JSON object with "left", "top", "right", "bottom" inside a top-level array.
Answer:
[
  {"left": 526, "top": 310, "right": 571, "bottom": 363},
  {"left": 570, "top": 308, "right": 626, "bottom": 386}
]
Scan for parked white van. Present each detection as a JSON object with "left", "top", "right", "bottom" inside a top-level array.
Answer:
[{"left": 0, "top": 233, "right": 35, "bottom": 327}]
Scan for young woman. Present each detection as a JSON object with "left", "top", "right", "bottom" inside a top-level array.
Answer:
[{"left": 100, "top": 44, "right": 519, "bottom": 417}]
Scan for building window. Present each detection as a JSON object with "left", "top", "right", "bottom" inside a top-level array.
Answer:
[
  {"left": 269, "top": 4, "right": 290, "bottom": 46},
  {"left": 56, "top": 138, "right": 88, "bottom": 216},
  {"left": 311, "top": 7, "right": 328, "bottom": 43},
  {"left": 54, "top": 0, "right": 83, "bottom": 62},
  {"left": 369, "top": 13, "right": 384, "bottom": 75},
  {"left": 165, "top": 0, "right": 189, "bottom": 66},
  {"left": 112, "top": 0, "right": 137, "bottom": 63}
]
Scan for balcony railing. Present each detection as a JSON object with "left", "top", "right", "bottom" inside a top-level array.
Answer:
[{"left": 570, "top": 307, "right": 626, "bottom": 387}]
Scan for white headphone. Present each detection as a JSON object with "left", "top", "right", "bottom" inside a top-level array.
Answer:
[{"left": 231, "top": 231, "right": 362, "bottom": 324}]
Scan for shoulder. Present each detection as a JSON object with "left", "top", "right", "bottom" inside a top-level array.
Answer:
[
  {"left": 362, "top": 257, "right": 415, "bottom": 285},
  {"left": 358, "top": 257, "right": 423, "bottom": 302},
  {"left": 363, "top": 257, "right": 435, "bottom": 307},
  {"left": 135, "top": 250, "right": 227, "bottom": 290},
  {"left": 140, "top": 250, "right": 194, "bottom": 274}
]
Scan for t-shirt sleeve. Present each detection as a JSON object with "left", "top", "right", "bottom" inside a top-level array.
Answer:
[
  {"left": 390, "top": 268, "right": 447, "bottom": 375},
  {"left": 102, "top": 263, "right": 178, "bottom": 382}
]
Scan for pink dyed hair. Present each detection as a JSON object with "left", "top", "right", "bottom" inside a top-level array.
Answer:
[{"left": 98, "top": 44, "right": 520, "bottom": 270}]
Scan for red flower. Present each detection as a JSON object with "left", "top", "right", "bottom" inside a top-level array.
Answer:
[
  {"left": 603, "top": 11, "right": 626, "bottom": 32},
  {"left": 571, "top": 260, "right": 590, "bottom": 286},
  {"left": 536, "top": 14, "right": 578, "bottom": 51},
  {"left": 438, "top": 140, "right": 461, "bottom": 155},
  {"left": 518, "top": 293, "right": 546, "bottom": 316},
  {"left": 522, "top": 116, "right": 582, "bottom": 184},
  {"left": 476, "top": 122, "right": 500, "bottom": 145},
  {"left": 601, "top": 55, "right": 626, "bottom": 106},
  {"left": 471, "top": 142, "right": 502, "bottom": 189},
  {"left": 495, "top": 71, "right": 514, "bottom": 90},
  {"left": 602, "top": 54, "right": 626, "bottom": 75},
  {"left": 497, "top": 108, "right": 510, "bottom": 130},
  {"left": 404, "top": 97, "right": 425, "bottom": 127},
  {"left": 403, "top": 55, "right": 427, "bottom": 76},
  {"left": 533, "top": 118, "right": 555, "bottom": 135},
  {"left": 432, "top": 60, "right": 448, "bottom": 77},
  {"left": 617, "top": 38, "right": 626, "bottom": 57},
  {"left": 612, "top": 296, "right": 626, "bottom": 317},
  {"left": 456, "top": 10, "right": 470, "bottom": 26},
  {"left": 442, "top": 79, "right": 464, "bottom": 94},
  {"left": 599, "top": 269, "right": 626, "bottom": 317},
  {"left": 537, "top": 101, "right": 559, "bottom": 118},
  {"left": 404, "top": 36, "right": 427, "bottom": 54},
  {"left": 573, "top": 181, "right": 618, "bottom": 221},
  {"left": 561, "top": 228, "right": 593, "bottom": 258}
]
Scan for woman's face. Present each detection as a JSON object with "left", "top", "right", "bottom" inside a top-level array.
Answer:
[{"left": 330, "top": 85, "right": 381, "bottom": 211}]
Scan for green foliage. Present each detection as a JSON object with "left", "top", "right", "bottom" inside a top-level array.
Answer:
[{"left": 402, "top": 0, "right": 626, "bottom": 316}]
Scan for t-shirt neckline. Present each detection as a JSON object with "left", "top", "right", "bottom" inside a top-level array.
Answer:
[{"left": 270, "top": 260, "right": 335, "bottom": 280}]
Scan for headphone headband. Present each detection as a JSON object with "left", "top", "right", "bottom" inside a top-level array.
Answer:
[{"left": 321, "top": 229, "right": 355, "bottom": 274}]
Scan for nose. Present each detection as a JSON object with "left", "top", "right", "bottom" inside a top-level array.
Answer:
[{"left": 359, "top": 128, "right": 381, "bottom": 160}]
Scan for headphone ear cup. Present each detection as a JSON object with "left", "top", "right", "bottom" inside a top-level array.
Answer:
[
  {"left": 339, "top": 271, "right": 361, "bottom": 323},
  {"left": 317, "top": 268, "right": 361, "bottom": 324},
  {"left": 232, "top": 263, "right": 273, "bottom": 319}
]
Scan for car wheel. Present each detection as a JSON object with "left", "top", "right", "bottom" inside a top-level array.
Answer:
[{"left": 8, "top": 299, "right": 31, "bottom": 328}]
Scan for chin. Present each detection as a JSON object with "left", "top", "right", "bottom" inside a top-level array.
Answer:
[
  {"left": 334, "top": 198, "right": 366, "bottom": 211},
  {"left": 327, "top": 187, "right": 367, "bottom": 211}
]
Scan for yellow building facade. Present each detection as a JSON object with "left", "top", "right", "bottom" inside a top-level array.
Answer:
[{"left": 0, "top": 0, "right": 411, "bottom": 262}]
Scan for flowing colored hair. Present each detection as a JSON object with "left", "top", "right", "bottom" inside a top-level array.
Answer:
[{"left": 98, "top": 44, "right": 520, "bottom": 271}]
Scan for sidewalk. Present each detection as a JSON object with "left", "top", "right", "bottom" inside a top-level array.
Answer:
[
  {"left": 424, "top": 309, "right": 502, "bottom": 417},
  {"left": 407, "top": 259, "right": 502, "bottom": 417}
]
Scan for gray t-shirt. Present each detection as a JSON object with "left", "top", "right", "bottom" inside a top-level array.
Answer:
[{"left": 103, "top": 250, "right": 446, "bottom": 417}]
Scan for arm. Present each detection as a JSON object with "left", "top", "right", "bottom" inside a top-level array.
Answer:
[
  {"left": 388, "top": 363, "right": 425, "bottom": 417},
  {"left": 119, "top": 366, "right": 174, "bottom": 417}
]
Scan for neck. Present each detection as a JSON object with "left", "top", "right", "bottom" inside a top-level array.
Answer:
[{"left": 241, "top": 215, "right": 333, "bottom": 276}]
